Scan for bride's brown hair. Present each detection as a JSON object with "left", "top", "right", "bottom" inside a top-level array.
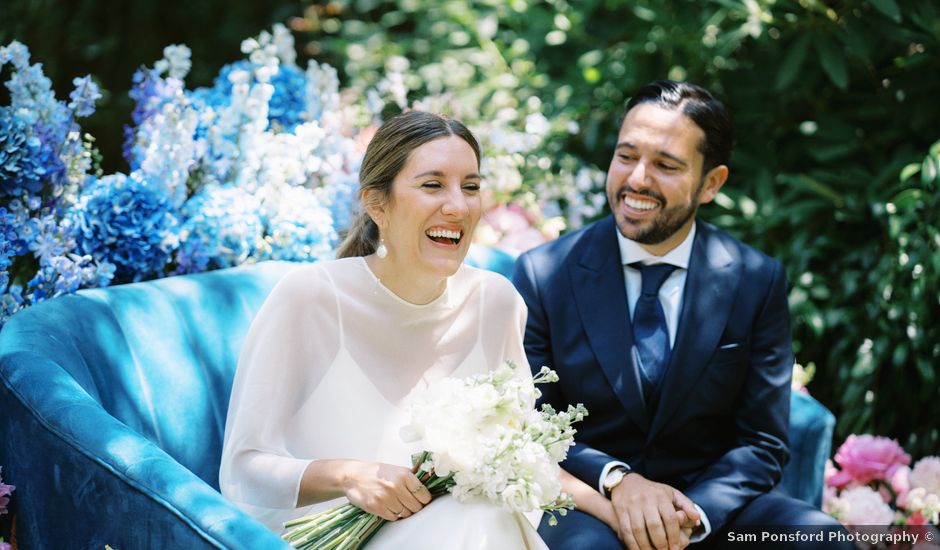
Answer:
[{"left": 336, "top": 111, "right": 481, "bottom": 259}]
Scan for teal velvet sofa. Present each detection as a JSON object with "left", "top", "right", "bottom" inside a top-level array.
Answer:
[{"left": 0, "top": 246, "right": 834, "bottom": 549}]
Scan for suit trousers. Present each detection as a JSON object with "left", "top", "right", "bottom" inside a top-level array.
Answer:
[{"left": 538, "top": 486, "right": 854, "bottom": 550}]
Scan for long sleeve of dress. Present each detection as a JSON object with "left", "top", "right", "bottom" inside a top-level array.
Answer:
[{"left": 219, "top": 265, "right": 341, "bottom": 514}]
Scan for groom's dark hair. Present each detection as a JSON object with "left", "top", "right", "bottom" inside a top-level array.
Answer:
[{"left": 622, "top": 80, "right": 735, "bottom": 174}]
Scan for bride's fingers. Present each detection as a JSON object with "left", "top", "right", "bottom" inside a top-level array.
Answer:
[
  {"left": 410, "top": 483, "right": 432, "bottom": 504},
  {"left": 396, "top": 483, "right": 426, "bottom": 512},
  {"left": 383, "top": 506, "right": 408, "bottom": 521},
  {"left": 376, "top": 504, "right": 401, "bottom": 522}
]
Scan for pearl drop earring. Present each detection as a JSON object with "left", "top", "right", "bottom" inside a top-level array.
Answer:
[{"left": 376, "top": 236, "right": 388, "bottom": 259}]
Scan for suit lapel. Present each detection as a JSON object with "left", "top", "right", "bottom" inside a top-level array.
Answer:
[
  {"left": 648, "top": 222, "right": 741, "bottom": 438},
  {"left": 571, "top": 217, "right": 650, "bottom": 431}
]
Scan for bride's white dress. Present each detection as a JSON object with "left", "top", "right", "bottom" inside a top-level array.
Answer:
[{"left": 219, "top": 257, "right": 547, "bottom": 549}]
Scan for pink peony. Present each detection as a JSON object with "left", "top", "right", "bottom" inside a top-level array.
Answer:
[
  {"left": 910, "top": 456, "right": 940, "bottom": 495},
  {"left": 838, "top": 486, "right": 897, "bottom": 526},
  {"left": 834, "top": 434, "right": 911, "bottom": 485},
  {"left": 826, "top": 459, "right": 857, "bottom": 490}
]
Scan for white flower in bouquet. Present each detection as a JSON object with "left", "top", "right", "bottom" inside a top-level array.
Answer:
[
  {"left": 835, "top": 486, "right": 896, "bottom": 526},
  {"left": 910, "top": 456, "right": 940, "bottom": 495},
  {"left": 905, "top": 487, "right": 940, "bottom": 525}
]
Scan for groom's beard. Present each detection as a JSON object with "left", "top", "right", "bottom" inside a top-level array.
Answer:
[{"left": 617, "top": 178, "right": 705, "bottom": 246}]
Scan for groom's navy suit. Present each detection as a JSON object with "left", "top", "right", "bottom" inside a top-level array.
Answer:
[{"left": 512, "top": 216, "right": 800, "bottom": 545}]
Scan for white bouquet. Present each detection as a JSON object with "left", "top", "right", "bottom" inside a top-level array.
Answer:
[{"left": 282, "top": 361, "right": 587, "bottom": 549}]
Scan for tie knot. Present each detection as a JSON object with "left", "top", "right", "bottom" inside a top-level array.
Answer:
[{"left": 630, "top": 262, "right": 678, "bottom": 296}]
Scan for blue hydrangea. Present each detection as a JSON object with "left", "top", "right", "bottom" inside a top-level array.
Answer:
[
  {"left": 260, "top": 186, "right": 337, "bottom": 262},
  {"left": 0, "top": 207, "right": 19, "bottom": 292},
  {"left": 69, "top": 173, "right": 180, "bottom": 282},
  {"left": 175, "top": 185, "right": 264, "bottom": 274},
  {"left": 0, "top": 106, "right": 49, "bottom": 200},
  {"left": 325, "top": 171, "right": 359, "bottom": 232}
]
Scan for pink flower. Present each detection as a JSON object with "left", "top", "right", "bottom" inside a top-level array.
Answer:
[
  {"left": 497, "top": 227, "right": 547, "bottom": 255},
  {"left": 892, "top": 465, "right": 912, "bottom": 507},
  {"left": 910, "top": 456, "right": 940, "bottom": 495},
  {"left": 484, "top": 204, "right": 534, "bottom": 235},
  {"left": 826, "top": 459, "right": 857, "bottom": 490},
  {"left": 480, "top": 204, "right": 548, "bottom": 255},
  {"left": 834, "top": 434, "right": 911, "bottom": 485},
  {"left": 0, "top": 466, "right": 15, "bottom": 516}
]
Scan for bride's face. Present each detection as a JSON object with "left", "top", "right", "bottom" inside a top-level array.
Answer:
[{"left": 380, "top": 135, "right": 482, "bottom": 278}]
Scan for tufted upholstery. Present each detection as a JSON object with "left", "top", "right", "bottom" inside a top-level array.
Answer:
[{"left": 0, "top": 246, "right": 833, "bottom": 548}]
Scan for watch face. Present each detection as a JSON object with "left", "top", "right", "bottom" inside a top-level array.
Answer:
[{"left": 605, "top": 469, "right": 625, "bottom": 489}]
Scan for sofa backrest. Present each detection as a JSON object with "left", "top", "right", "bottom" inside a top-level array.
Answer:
[{"left": 0, "top": 261, "right": 297, "bottom": 489}]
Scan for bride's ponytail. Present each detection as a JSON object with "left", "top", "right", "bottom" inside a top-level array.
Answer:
[{"left": 336, "top": 211, "right": 380, "bottom": 258}]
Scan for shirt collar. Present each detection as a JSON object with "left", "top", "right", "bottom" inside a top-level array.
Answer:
[{"left": 616, "top": 221, "right": 696, "bottom": 269}]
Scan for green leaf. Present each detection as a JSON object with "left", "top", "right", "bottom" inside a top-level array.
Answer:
[
  {"left": 900, "top": 163, "right": 921, "bottom": 182},
  {"left": 807, "top": 140, "right": 859, "bottom": 163},
  {"left": 815, "top": 33, "right": 849, "bottom": 90},
  {"left": 868, "top": 0, "right": 903, "bottom": 23},
  {"left": 923, "top": 155, "right": 940, "bottom": 184},
  {"left": 775, "top": 34, "right": 811, "bottom": 90},
  {"left": 891, "top": 188, "right": 924, "bottom": 209}
]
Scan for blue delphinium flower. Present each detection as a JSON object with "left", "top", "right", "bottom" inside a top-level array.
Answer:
[
  {"left": 197, "top": 60, "right": 307, "bottom": 131},
  {"left": 69, "top": 173, "right": 180, "bottom": 282},
  {"left": 175, "top": 184, "right": 264, "bottom": 274},
  {"left": 68, "top": 76, "right": 102, "bottom": 118},
  {"left": 124, "top": 67, "right": 186, "bottom": 168}
]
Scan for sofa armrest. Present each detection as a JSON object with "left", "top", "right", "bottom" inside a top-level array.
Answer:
[
  {"left": 0, "top": 352, "right": 289, "bottom": 549},
  {"left": 779, "top": 390, "right": 836, "bottom": 507}
]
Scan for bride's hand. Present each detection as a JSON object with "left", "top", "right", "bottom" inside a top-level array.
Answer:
[{"left": 342, "top": 461, "right": 432, "bottom": 521}]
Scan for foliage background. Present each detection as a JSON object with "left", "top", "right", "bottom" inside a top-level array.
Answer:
[{"left": 3, "top": 0, "right": 938, "bottom": 457}]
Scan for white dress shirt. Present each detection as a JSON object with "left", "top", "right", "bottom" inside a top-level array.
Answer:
[{"left": 599, "top": 222, "right": 712, "bottom": 540}]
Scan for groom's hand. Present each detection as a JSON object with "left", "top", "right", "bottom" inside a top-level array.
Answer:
[{"left": 610, "top": 473, "right": 700, "bottom": 550}]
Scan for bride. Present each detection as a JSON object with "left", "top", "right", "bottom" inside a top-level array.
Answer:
[{"left": 221, "top": 111, "right": 567, "bottom": 548}]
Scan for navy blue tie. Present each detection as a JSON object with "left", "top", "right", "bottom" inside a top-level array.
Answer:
[{"left": 630, "top": 263, "right": 678, "bottom": 393}]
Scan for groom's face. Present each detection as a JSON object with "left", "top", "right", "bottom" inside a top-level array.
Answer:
[{"left": 606, "top": 103, "right": 724, "bottom": 255}]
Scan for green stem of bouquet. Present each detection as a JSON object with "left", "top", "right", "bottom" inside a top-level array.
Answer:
[
  {"left": 284, "top": 504, "right": 364, "bottom": 548},
  {"left": 282, "top": 451, "right": 455, "bottom": 550}
]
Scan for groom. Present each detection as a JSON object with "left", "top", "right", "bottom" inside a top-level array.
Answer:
[{"left": 512, "top": 81, "right": 849, "bottom": 549}]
